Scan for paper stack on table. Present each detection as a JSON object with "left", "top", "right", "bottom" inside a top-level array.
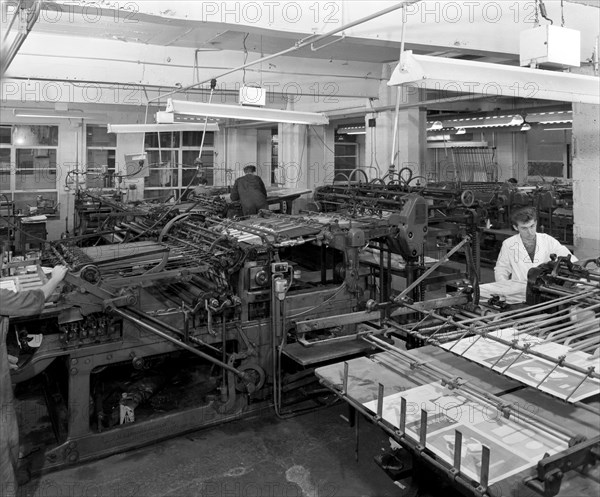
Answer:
[{"left": 479, "top": 280, "right": 527, "bottom": 304}]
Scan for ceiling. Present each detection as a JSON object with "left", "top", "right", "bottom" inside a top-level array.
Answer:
[{"left": 1, "top": 0, "right": 598, "bottom": 119}]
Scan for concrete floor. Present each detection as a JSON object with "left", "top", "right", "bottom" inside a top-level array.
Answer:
[
  {"left": 19, "top": 403, "right": 405, "bottom": 497},
  {"left": 17, "top": 267, "right": 496, "bottom": 497}
]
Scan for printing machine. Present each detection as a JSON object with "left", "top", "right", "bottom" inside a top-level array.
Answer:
[
  {"left": 7, "top": 194, "right": 432, "bottom": 475},
  {"left": 9, "top": 173, "right": 595, "bottom": 493}
]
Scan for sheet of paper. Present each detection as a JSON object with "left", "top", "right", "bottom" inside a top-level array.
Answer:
[
  {"left": 363, "top": 381, "right": 567, "bottom": 485},
  {"left": 441, "top": 331, "right": 600, "bottom": 403},
  {"left": 0, "top": 279, "right": 18, "bottom": 292}
]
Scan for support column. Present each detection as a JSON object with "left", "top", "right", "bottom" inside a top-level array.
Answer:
[
  {"left": 257, "top": 129, "right": 273, "bottom": 186},
  {"left": 220, "top": 128, "right": 258, "bottom": 187},
  {"left": 277, "top": 123, "right": 308, "bottom": 190},
  {"left": 277, "top": 122, "right": 314, "bottom": 212},
  {"left": 306, "top": 125, "right": 335, "bottom": 189},
  {"left": 572, "top": 103, "right": 600, "bottom": 258},
  {"left": 365, "top": 65, "right": 425, "bottom": 181}
]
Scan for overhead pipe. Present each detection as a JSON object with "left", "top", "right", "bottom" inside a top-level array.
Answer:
[{"left": 144, "top": 0, "right": 424, "bottom": 121}]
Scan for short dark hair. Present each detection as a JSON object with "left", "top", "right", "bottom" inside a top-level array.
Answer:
[
  {"left": 243, "top": 165, "right": 256, "bottom": 174},
  {"left": 511, "top": 206, "right": 537, "bottom": 226}
]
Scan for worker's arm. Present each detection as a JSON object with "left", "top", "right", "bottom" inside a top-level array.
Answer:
[
  {"left": 494, "top": 242, "right": 512, "bottom": 281},
  {"left": 0, "top": 288, "right": 45, "bottom": 318},
  {"left": 548, "top": 236, "right": 578, "bottom": 262},
  {"left": 230, "top": 179, "right": 240, "bottom": 201},
  {"left": 39, "top": 265, "right": 68, "bottom": 300}
]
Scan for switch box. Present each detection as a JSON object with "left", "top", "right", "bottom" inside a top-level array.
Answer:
[
  {"left": 239, "top": 86, "right": 267, "bottom": 107},
  {"left": 520, "top": 25, "right": 581, "bottom": 68}
]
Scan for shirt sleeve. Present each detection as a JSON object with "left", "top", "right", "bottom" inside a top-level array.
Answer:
[
  {"left": 0, "top": 288, "right": 45, "bottom": 317},
  {"left": 230, "top": 179, "right": 240, "bottom": 201},
  {"left": 547, "top": 235, "right": 578, "bottom": 262},
  {"left": 494, "top": 241, "right": 512, "bottom": 281}
]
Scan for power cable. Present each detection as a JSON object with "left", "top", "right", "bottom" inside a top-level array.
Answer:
[{"left": 124, "top": 80, "right": 219, "bottom": 243}]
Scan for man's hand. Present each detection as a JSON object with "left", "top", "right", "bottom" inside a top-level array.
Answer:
[
  {"left": 51, "top": 265, "right": 68, "bottom": 282},
  {"left": 40, "top": 265, "right": 69, "bottom": 299},
  {"left": 8, "top": 354, "right": 19, "bottom": 370}
]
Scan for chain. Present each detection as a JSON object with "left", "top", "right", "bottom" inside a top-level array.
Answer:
[
  {"left": 561, "top": 0, "right": 565, "bottom": 27},
  {"left": 534, "top": 0, "right": 539, "bottom": 27}
]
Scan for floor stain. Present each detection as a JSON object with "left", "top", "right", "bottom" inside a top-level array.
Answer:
[{"left": 285, "top": 464, "right": 316, "bottom": 497}]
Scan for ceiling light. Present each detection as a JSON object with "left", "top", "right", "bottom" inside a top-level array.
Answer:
[
  {"left": 155, "top": 111, "right": 219, "bottom": 125},
  {"left": 455, "top": 127, "right": 466, "bottom": 135},
  {"left": 389, "top": 51, "right": 600, "bottom": 105},
  {"left": 520, "top": 122, "right": 532, "bottom": 131},
  {"left": 107, "top": 123, "right": 220, "bottom": 133},
  {"left": 165, "top": 99, "right": 329, "bottom": 125},
  {"left": 337, "top": 126, "right": 366, "bottom": 135},
  {"left": 528, "top": 111, "right": 573, "bottom": 124},
  {"left": 435, "top": 115, "right": 528, "bottom": 129},
  {"left": 13, "top": 108, "right": 105, "bottom": 119},
  {"left": 427, "top": 121, "right": 443, "bottom": 131},
  {"left": 508, "top": 115, "right": 524, "bottom": 126}
]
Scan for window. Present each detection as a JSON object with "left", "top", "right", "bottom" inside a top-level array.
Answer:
[
  {"left": 0, "top": 125, "right": 59, "bottom": 215},
  {"left": 144, "top": 131, "right": 215, "bottom": 201},
  {"left": 334, "top": 143, "right": 358, "bottom": 183},
  {"left": 527, "top": 127, "right": 572, "bottom": 180},
  {"left": 86, "top": 125, "right": 116, "bottom": 189}
]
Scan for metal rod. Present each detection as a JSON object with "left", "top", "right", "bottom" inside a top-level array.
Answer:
[
  {"left": 128, "top": 307, "right": 221, "bottom": 354},
  {"left": 145, "top": 0, "right": 424, "bottom": 114},
  {"left": 398, "top": 301, "right": 600, "bottom": 379},
  {"left": 366, "top": 336, "right": 575, "bottom": 440},
  {"left": 394, "top": 236, "right": 471, "bottom": 303},
  {"left": 564, "top": 369, "right": 595, "bottom": 402},
  {"left": 113, "top": 308, "right": 244, "bottom": 378}
]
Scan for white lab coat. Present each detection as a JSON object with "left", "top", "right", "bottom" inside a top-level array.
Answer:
[{"left": 494, "top": 233, "right": 578, "bottom": 282}]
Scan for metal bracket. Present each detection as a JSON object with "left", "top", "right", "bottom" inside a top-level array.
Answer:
[{"left": 524, "top": 436, "right": 600, "bottom": 497}]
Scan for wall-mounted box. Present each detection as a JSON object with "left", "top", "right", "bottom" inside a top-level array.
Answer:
[
  {"left": 239, "top": 86, "right": 266, "bottom": 107},
  {"left": 520, "top": 26, "right": 581, "bottom": 68}
]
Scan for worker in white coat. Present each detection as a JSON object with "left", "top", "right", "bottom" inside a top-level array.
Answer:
[{"left": 494, "top": 207, "right": 577, "bottom": 282}]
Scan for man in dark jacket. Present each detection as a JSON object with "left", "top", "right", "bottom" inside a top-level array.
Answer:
[{"left": 230, "top": 165, "right": 269, "bottom": 216}]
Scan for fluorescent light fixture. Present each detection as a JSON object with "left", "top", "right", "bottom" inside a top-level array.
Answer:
[
  {"left": 107, "top": 122, "right": 220, "bottom": 133},
  {"left": 435, "top": 114, "right": 526, "bottom": 129},
  {"left": 337, "top": 126, "right": 366, "bottom": 135},
  {"left": 13, "top": 108, "right": 104, "bottom": 119},
  {"left": 455, "top": 127, "right": 466, "bottom": 135},
  {"left": 520, "top": 122, "right": 532, "bottom": 131},
  {"left": 165, "top": 99, "right": 329, "bottom": 125},
  {"left": 155, "top": 111, "right": 220, "bottom": 125},
  {"left": 428, "top": 141, "right": 488, "bottom": 149},
  {"left": 427, "top": 134, "right": 451, "bottom": 141},
  {"left": 528, "top": 111, "right": 573, "bottom": 124},
  {"left": 389, "top": 51, "right": 600, "bottom": 105}
]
